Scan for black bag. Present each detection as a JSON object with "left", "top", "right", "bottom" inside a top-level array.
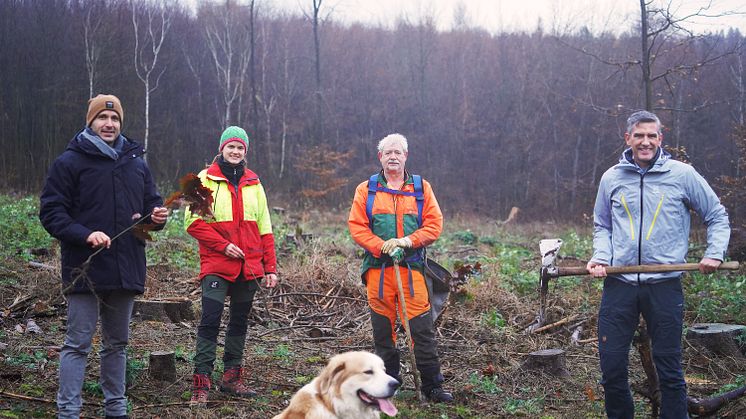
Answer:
[{"left": 424, "top": 258, "right": 451, "bottom": 321}]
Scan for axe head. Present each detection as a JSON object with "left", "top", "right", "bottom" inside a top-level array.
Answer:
[
  {"left": 540, "top": 239, "right": 563, "bottom": 269},
  {"left": 539, "top": 239, "right": 564, "bottom": 297},
  {"left": 533, "top": 239, "right": 563, "bottom": 332}
]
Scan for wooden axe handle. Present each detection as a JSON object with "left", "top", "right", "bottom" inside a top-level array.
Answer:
[{"left": 556, "top": 261, "right": 740, "bottom": 277}]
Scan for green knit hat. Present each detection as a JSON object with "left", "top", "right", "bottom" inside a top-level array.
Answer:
[{"left": 219, "top": 126, "right": 249, "bottom": 151}]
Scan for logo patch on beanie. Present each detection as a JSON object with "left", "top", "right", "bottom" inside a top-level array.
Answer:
[{"left": 106, "top": 101, "right": 114, "bottom": 109}]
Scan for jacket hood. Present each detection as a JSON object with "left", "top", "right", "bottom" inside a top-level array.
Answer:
[{"left": 617, "top": 147, "right": 671, "bottom": 173}]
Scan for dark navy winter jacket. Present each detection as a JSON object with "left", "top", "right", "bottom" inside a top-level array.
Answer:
[{"left": 39, "top": 129, "right": 163, "bottom": 294}]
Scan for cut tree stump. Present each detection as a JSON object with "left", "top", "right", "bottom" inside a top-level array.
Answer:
[
  {"left": 686, "top": 323, "right": 746, "bottom": 358},
  {"left": 521, "top": 348, "right": 570, "bottom": 378},
  {"left": 132, "top": 298, "right": 194, "bottom": 323},
  {"left": 149, "top": 351, "right": 176, "bottom": 382}
]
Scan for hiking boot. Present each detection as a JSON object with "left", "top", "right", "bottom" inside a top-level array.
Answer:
[
  {"left": 220, "top": 367, "right": 257, "bottom": 398},
  {"left": 424, "top": 387, "right": 454, "bottom": 403},
  {"left": 190, "top": 373, "right": 210, "bottom": 405}
]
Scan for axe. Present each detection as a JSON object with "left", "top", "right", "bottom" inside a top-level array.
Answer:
[{"left": 534, "top": 238, "right": 740, "bottom": 330}]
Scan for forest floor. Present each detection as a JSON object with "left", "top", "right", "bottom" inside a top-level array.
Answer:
[{"left": 0, "top": 209, "right": 744, "bottom": 418}]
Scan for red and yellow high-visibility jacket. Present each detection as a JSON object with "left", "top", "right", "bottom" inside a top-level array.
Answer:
[{"left": 185, "top": 162, "right": 276, "bottom": 282}]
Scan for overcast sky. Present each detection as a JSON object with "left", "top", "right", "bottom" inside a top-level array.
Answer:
[{"left": 258, "top": 0, "right": 746, "bottom": 34}]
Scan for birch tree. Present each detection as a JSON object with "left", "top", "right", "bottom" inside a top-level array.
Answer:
[
  {"left": 83, "top": 2, "right": 111, "bottom": 98},
  {"left": 131, "top": 0, "right": 173, "bottom": 157},
  {"left": 202, "top": 1, "right": 252, "bottom": 128},
  {"left": 256, "top": 18, "right": 277, "bottom": 175},
  {"left": 278, "top": 22, "right": 299, "bottom": 179}
]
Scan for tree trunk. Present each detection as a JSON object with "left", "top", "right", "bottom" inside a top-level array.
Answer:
[
  {"left": 312, "top": 0, "right": 323, "bottom": 143},
  {"left": 521, "top": 349, "right": 570, "bottom": 378},
  {"left": 686, "top": 323, "right": 746, "bottom": 358},
  {"left": 634, "top": 318, "right": 661, "bottom": 418},
  {"left": 688, "top": 385, "right": 746, "bottom": 416},
  {"left": 133, "top": 298, "right": 194, "bottom": 323},
  {"left": 149, "top": 351, "right": 177, "bottom": 382},
  {"left": 640, "top": 0, "right": 653, "bottom": 110}
]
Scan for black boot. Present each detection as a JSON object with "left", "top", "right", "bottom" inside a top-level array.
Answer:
[{"left": 424, "top": 386, "right": 454, "bottom": 403}]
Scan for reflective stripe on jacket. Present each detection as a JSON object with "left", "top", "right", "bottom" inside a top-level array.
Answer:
[
  {"left": 348, "top": 172, "right": 443, "bottom": 275},
  {"left": 591, "top": 148, "right": 730, "bottom": 284},
  {"left": 185, "top": 162, "right": 276, "bottom": 281}
]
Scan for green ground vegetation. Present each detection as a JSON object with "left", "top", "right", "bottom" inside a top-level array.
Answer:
[{"left": 0, "top": 194, "right": 744, "bottom": 418}]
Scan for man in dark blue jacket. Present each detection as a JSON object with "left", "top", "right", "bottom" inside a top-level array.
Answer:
[{"left": 40, "top": 94, "right": 168, "bottom": 419}]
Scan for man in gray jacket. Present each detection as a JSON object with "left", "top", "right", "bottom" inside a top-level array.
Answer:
[{"left": 586, "top": 110, "right": 730, "bottom": 419}]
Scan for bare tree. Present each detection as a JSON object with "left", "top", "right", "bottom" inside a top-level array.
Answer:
[
  {"left": 311, "top": 0, "right": 323, "bottom": 143},
  {"left": 278, "top": 21, "right": 299, "bottom": 179},
  {"left": 256, "top": 18, "right": 277, "bottom": 175},
  {"left": 248, "top": 0, "right": 259, "bottom": 135},
  {"left": 638, "top": 0, "right": 744, "bottom": 111},
  {"left": 83, "top": 2, "right": 111, "bottom": 99},
  {"left": 131, "top": 0, "right": 173, "bottom": 157},
  {"left": 202, "top": 1, "right": 252, "bottom": 128}
]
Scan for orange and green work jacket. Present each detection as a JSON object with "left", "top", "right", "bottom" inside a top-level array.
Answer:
[
  {"left": 185, "top": 162, "right": 277, "bottom": 282},
  {"left": 348, "top": 171, "right": 443, "bottom": 317}
]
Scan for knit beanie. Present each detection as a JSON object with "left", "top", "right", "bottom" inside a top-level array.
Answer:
[
  {"left": 219, "top": 126, "right": 249, "bottom": 151},
  {"left": 87, "top": 94, "right": 124, "bottom": 127}
]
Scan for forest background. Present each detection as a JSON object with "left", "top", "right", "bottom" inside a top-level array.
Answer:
[
  {"left": 1, "top": 1, "right": 746, "bottom": 417},
  {"left": 1, "top": 0, "right": 745, "bottom": 224}
]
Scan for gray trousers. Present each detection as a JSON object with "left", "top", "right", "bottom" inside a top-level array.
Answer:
[{"left": 57, "top": 292, "right": 135, "bottom": 419}]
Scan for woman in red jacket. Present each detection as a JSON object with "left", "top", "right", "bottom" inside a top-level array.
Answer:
[{"left": 185, "top": 126, "right": 278, "bottom": 404}]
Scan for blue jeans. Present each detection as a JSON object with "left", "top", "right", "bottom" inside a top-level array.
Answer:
[
  {"left": 57, "top": 292, "right": 135, "bottom": 419},
  {"left": 598, "top": 277, "right": 688, "bottom": 419}
]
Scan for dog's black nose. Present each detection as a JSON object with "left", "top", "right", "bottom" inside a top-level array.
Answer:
[{"left": 389, "top": 379, "right": 400, "bottom": 391}]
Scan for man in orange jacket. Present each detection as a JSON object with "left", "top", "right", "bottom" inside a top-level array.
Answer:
[{"left": 348, "top": 133, "right": 453, "bottom": 403}]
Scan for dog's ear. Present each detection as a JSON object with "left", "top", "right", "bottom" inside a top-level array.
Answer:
[{"left": 316, "top": 360, "right": 346, "bottom": 395}]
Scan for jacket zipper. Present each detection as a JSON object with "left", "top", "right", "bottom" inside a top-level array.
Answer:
[
  {"left": 392, "top": 191, "right": 398, "bottom": 237},
  {"left": 637, "top": 173, "right": 645, "bottom": 283}
]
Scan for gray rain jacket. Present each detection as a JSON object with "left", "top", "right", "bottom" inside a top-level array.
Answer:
[{"left": 590, "top": 148, "right": 730, "bottom": 284}]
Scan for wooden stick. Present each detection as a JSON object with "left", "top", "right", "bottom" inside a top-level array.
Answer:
[
  {"left": 256, "top": 292, "right": 365, "bottom": 303},
  {"left": 394, "top": 261, "right": 423, "bottom": 401},
  {"left": 530, "top": 314, "right": 580, "bottom": 333},
  {"left": 0, "top": 390, "right": 95, "bottom": 406},
  {"left": 556, "top": 261, "right": 740, "bottom": 277},
  {"left": 28, "top": 261, "right": 57, "bottom": 271}
]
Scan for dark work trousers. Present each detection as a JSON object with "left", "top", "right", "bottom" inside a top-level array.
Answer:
[
  {"left": 193, "top": 275, "right": 259, "bottom": 375},
  {"left": 370, "top": 309, "right": 444, "bottom": 394},
  {"left": 598, "top": 276, "right": 687, "bottom": 419}
]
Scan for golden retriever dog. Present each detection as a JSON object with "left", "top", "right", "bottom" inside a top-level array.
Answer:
[{"left": 273, "top": 351, "right": 399, "bottom": 419}]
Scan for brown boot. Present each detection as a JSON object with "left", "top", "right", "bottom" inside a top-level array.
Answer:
[
  {"left": 190, "top": 373, "right": 210, "bottom": 405},
  {"left": 220, "top": 367, "right": 257, "bottom": 398}
]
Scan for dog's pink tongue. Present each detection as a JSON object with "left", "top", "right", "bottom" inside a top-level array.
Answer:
[{"left": 378, "top": 398, "right": 398, "bottom": 416}]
